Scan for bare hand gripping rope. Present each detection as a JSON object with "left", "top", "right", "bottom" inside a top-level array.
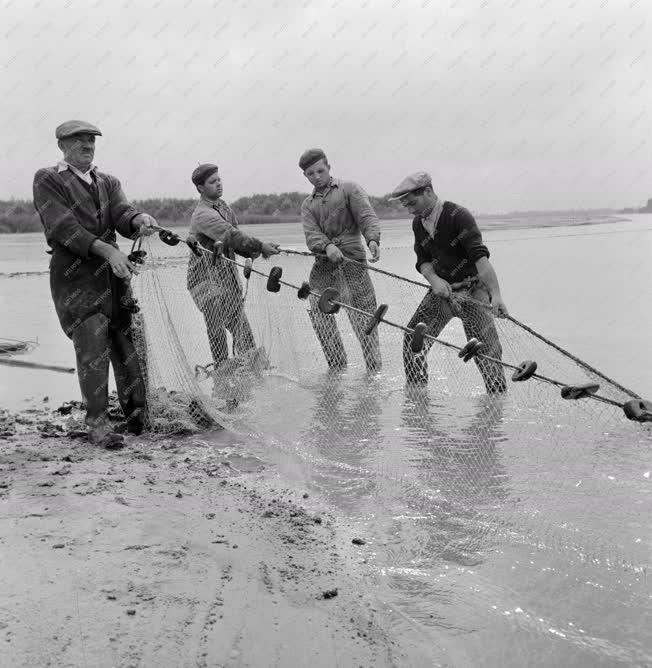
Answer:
[{"left": 142, "top": 228, "right": 652, "bottom": 424}]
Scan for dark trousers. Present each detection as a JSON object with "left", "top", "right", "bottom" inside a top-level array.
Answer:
[
  {"left": 403, "top": 285, "right": 506, "bottom": 393},
  {"left": 308, "top": 258, "right": 381, "bottom": 371},
  {"left": 199, "top": 293, "right": 256, "bottom": 368},
  {"left": 71, "top": 313, "right": 146, "bottom": 428}
]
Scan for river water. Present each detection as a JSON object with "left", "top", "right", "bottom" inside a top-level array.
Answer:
[{"left": 1, "top": 215, "right": 652, "bottom": 666}]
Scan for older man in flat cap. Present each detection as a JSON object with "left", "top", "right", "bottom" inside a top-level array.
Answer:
[
  {"left": 299, "top": 148, "right": 382, "bottom": 372},
  {"left": 187, "top": 163, "right": 280, "bottom": 370},
  {"left": 390, "top": 172, "right": 507, "bottom": 393},
  {"left": 32, "top": 120, "right": 158, "bottom": 448}
]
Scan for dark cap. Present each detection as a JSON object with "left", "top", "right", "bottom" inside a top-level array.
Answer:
[
  {"left": 388, "top": 171, "right": 433, "bottom": 200},
  {"left": 55, "top": 120, "right": 102, "bottom": 140},
  {"left": 191, "top": 163, "right": 219, "bottom": 187},
  {"left": 298, "top": 148, "right": 327, "bottom": 171}
]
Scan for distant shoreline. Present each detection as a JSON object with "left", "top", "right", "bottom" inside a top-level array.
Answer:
[
  {"left": 0, "top": 211, "right": 635, "bottom": 235},
  {"left": 0, "top": 195, "right": 636, "bottom": 234}
]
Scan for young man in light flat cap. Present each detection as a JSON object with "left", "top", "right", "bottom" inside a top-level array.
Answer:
[
  {"left": 187, "top": 163, "right": 280, "bottom": 370},
  {"left": 390, "top": 172, "right": 507, "bottom": 393},
  {"left": 299, "top": 148, "right": 382, "bottom": 372},
  {"left": 33, "top": 120, "right": 158, "bottom": 448}
]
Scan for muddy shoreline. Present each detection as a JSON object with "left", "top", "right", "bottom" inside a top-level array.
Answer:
[{"left": 0, "top": 407, "right": 405, "bottom": 667}]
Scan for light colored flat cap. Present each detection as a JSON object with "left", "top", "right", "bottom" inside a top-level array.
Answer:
[
  {"left": 388, "top": 171, "right": 432, "bottom": 200},
  {"left": 55, "top": 120, "right": 102, "bottom": 139}
]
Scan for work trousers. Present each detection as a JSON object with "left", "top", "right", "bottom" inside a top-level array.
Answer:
[
  {"left": 308, "top": 257, "right": 381, "bottom": 371},
  {"left": 403, "top": 285, "right": 506, "bottom": 393},
  {"left": 199, "top": 294, "right": 256, "bottom": 368},
  {"left": 71, "top": 312, "right": 146, "bottom": 428}
]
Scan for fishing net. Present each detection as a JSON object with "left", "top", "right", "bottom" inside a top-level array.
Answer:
[{"left": 132, "top": 232, "right": 652, "bottom": 572}]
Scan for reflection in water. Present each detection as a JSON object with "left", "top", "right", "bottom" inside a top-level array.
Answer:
[
  {"left": 299, "top": 370, "right": 384, "bottom": 512},
  {"left": 399, "top": 386, "right": 509, "bottom": 565},
  {"left": 250, "top": 373, "right": 652, "bottom": 666},
  {"left": 402, "top": 386, "right": 508, "bottom": 504},
  {"left": 296, "top": 373, "right": 510, "bottom": 556}
]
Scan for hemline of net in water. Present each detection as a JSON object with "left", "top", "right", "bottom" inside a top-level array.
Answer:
[{"left": 132, "top": 235, "right": 652, "bottom": 574}]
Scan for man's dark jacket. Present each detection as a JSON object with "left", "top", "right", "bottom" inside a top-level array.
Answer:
[
  {"left": 33, "top": 166, "right": 141, "bottom": 336},
  {"left": 412, "top": 201, "right": 490, "bottom": 283}
]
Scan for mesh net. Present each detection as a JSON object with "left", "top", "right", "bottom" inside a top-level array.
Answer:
[{"left": 132, "top": 234, "right": 652, "bottom": 571}]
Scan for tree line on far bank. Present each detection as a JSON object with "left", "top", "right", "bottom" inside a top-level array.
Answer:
[{"left": 0, "top": 192, "right": 407, "bottom": 233}]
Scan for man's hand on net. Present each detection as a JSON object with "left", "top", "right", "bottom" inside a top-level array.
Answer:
[
  {"left": 325, "top": 243, "right": 344, "bottom": 265},
  {"left": 261, "top": 242, "right": 280, "bottom": 259},
  {"left": 428, "top": 275, "right": 452, "bottom": 299},
  {"left": 491, "top": 294, "right": 509, "bottom": 317},
  {"left": 108, "top": 249, "right": 138, "bottom": 280},
  {"left": 135, "top": 213, "right": 158, "bottom": 236},
  {"left": 368, "top": 241, "right": 380, "bottom": 263}
]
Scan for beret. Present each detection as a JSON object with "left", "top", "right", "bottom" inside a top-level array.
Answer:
[
  {"left": 388, "top": 171, "right": 433, "bottom": 200},
  {"left": 55, "top": 120, "right": 102, "bottom": 139},
  {"left": 191, "top": 163, "right": 219, "bottom": 186},
  {"left": 298, "top": 148, "right": 327, "bottom": 171}
]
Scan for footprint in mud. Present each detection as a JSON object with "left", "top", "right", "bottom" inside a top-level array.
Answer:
[
  {"left": 224, "top": 453, "right": 265, "bottom": 473},
  {"left": 441, "top": 547, "right": 484, "bottom": 567}
]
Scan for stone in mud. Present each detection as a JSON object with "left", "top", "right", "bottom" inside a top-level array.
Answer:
[
  {"left": 351, "top": 538, "right": 366, "bottom": 545},
  {"left": 322, "top": 588, "right": 338, "bottom": 599}
]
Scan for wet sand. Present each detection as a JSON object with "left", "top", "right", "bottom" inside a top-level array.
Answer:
[{"left": 0, "top": 408, "right": 401, "bottom": 667}]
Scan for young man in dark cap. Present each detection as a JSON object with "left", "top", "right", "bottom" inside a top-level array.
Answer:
[
  {"left": 187, "top": 163, "right": 279, "bottom": 369},
  {"left": 299, "top": 148, "right": 382, "bottom": 372},
  {"left": 32, "top": 120, "right": 158, "bottom": 448},
  {"left": 389, "top": 172, "right": 507, "bottom": 393}
]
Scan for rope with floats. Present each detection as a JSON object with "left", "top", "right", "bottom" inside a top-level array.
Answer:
[
  {"left": 277, "top": 247, "right": 642, "bottom": 400},
  {"left": 143, "top": 227, "right": 652, "bottom": 423}
]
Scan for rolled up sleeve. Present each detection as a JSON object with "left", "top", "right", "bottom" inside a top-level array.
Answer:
[
  {"left": 301, "top": 199, "right": 332, "bottom": 253},
  {"left": 33, "top": 169, "right": 98, "bottom": 258},
  {"left": 348, "top": 183, "right": 380, "bottom": 245},
  {"left": 194, "top": 209, "right": 262, "bottom": 257},
  {"left": 453, "top": 208, "right": 489, "bottom": 262}
]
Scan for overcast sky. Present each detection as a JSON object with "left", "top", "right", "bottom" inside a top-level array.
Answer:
[{"left": 1, "top": 0, "right": 650, "bottom": 212}]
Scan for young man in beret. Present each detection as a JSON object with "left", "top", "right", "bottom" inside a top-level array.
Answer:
[
  {"left": 299, "top": 148, "right": 382, "bottom": 372},
  {"left": 187, "top": 163, "right": 280, "bottom": 370},
  {"left": 390, "top": 172, "right": 507, "bottom": 393},
  {"left": 33, "top": 120, "right": 158, "bottom": 448}
]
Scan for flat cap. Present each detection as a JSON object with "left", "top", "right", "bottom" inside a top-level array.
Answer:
[
  {"left": 55, "top": 120, "right": 102, "bottom": 140},
  {"left": 388, "top": 171, "right": 432, "bottom": 200},
  {"left": 191, "top": 163, "right": 219, "bottom": 186},
  {"left": 298, "top": 148, "right": 327, "bottom": 171}
]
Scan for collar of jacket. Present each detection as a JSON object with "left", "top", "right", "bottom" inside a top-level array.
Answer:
[
  {"left": 199, "top": 195, "right": 228, "bottom": 209},
  {"left": 310, "top": 177, "right": 339, "bottom": 199},
  {"left": 57, "top": 161, "right": 97, "bottom": 178}
]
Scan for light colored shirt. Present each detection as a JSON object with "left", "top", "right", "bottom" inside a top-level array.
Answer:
[
  {"left": 301, "top": 177, "right": 380, "bottom": 261},
  {"left": 57, "top": 161, "right": 96, "bottom": 185}
]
